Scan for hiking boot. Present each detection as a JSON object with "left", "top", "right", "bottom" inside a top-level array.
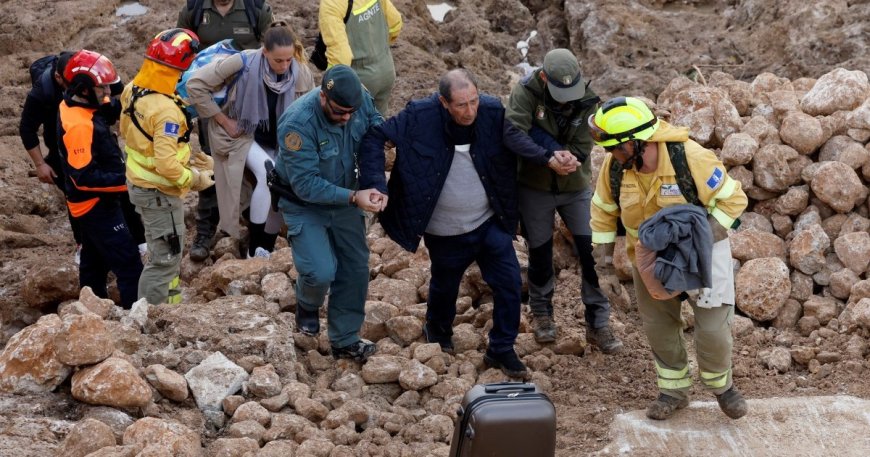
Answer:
[
  {"left": 484, "top": 349, "right": 529, "bottom": 379},
  {"left": 586, "top": 325, "right": 623, "bottom": 354},
  {"left": 295, "top": 305, "right": 320, "bottom": 336},
  {"left": 533, "top": 315, "right": 557, "bottom": 344},
  {"left": 189, "top": 234, "right": 212, "bottom": 262},
  {"left": 331, "top": 339, "right": 377, "bottom": 362},
  {"left": 646, "top": 394, "right": 689, "bottom": 420},
  {"left": 716, "top": 386, "right": 748, "bottom": 419},
  {"left": 423, "top": 322, "right": 455, "bottom": 354}
]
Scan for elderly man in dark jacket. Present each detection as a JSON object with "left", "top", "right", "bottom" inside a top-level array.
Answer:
[{"left": 359, "top": 68, "right": 576, "bottom": 378}]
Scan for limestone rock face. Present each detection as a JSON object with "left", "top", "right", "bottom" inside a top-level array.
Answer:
[
  {"left": 59, "top": 418, "right": 117, "bottom": 457},
  {"left": 398, "top": 360, "right": 438, "bottom": 391},
  {"left": 736, "top": 257, "right": 791, "bottom": 321},
  {"left": 21, "top": 262, "right": 80, "bottom": 308},
  {"left": 122, "top": 417, "right": 203, "bottom": 457},
  {"left": 811, "top": 161, "right": 866, "bottom": 213},
  {"left": 789, "top": 224, "right": 831, "bottom": 275},
  {"left": 71, "top": 357, "right": 152, "bottom": 409},
  {"left": 834, "top": 231, "right": 870, "bottom": 274},
  {"left": 54, "top": 313, "right": 115, "bottom": 366},
  {"left": 720, "top": 132, "right": 758, "bottom": 166},
  {"left": 801, "top": 68, "right": 870, "bottom": 116},
  {"left": 0, "top": 314, "right": 71, "bottom": 393},
  {"left": 361, "top": 355, "right": 404, "bottom": 384},
  {"left": 244, "top": 364, "right": 281, "bottom": 399},
  {"left": 729, "top": 229, "right": 787, "bottom": 262},
  {"left": 752, "top": 144, "right": 801, "bottom": 193},
  {"left": 779, "top": 111, "right": 826, "bottom": 155},
  {"left": 184, "top": 352, "right": 249, "bottom": 412},
  {"left": 144, "top": 364, "right": 189, "bottom": 402}
]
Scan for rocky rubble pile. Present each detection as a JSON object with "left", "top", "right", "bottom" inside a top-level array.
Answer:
[{"left": 2, "top": 66, "right": 869, "bottom": 455}]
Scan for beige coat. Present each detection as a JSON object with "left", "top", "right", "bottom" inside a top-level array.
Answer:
[{"left": 187, "top": 50, "right": 315, "bottom": 237}]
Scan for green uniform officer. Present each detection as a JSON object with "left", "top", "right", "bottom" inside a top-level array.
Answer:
[
  {"left": 275, "top": 65, "right": 385, "bottom": 362},
  {"left": 177, "top": 0, "right": 273, "bottom": 50},
  {"left": 319, "top": 0, "right": 403, "bottom": 115}
]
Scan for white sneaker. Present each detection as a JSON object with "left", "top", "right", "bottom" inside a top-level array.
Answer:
[
  {"left": 252, "top": 247, "right": 271, "bottom": 259},
  {"left": 74, "top": 244, "right": 82, "bottom": 265}
]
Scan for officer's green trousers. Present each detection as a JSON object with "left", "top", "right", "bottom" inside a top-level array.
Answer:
[
  {"left": 129, "top": 185, "right": 184, "bottom": 305},
  {"left": 353, "top": 56, "right": 395, "bottom": 116},
  {"left": 284, "top": 204, "right": 369, "bottom": 347},
  {"left": 633, "top": 268, "right": 734, "bottom": 401}
]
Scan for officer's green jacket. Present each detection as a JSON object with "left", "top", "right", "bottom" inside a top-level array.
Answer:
[
  {"left": 274, "top": 88, "right": 383, "bottom": 209},
  {"left": 177, "top": 0, "right": 273, "bottom": 50},
  {"left": 506, "top": 69, "right": 600, "bottom": 193}
]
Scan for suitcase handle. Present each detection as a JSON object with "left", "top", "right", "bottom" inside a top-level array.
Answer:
[{"left": 483, "top": 382, "right": 536, "bottom": 393}]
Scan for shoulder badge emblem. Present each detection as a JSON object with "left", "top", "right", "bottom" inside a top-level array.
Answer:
[{"left": 284, "top": 132, "right": 302, "bottom": 151}]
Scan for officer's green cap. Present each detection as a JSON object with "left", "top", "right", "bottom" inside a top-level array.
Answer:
[
  {"left": 322, "top": 64, "right": 363, "bottom": 110},
  {"left": 542, "top": 48, "right": 585, "bottom": 103}
]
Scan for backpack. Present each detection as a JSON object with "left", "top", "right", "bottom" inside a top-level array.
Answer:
[
  {"left": 186, "top": 0, "right": 266, "bottom": 42},
  {"left": 310, "top": 0, "right": 354, "bottom": 71},
  {"left": 29, "top": 54, "right": 57, "bottom": 87},
  {"left": 609, "top": 142, "right": 702, "bottom": 207},
  {"left": 176, "top": 39, "right": 246, "bottom": 118}
]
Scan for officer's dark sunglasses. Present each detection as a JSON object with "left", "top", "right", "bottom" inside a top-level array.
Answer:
[{"left": 326, "top": 96, "right": 356, "bottom": 116}]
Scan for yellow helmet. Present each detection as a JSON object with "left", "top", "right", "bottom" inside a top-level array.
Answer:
[{"left": 588, "top": 97, "right": 658, "bottom": 148}]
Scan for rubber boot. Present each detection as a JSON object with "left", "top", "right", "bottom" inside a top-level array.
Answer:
[
  {"left": 646, "top": 394, "right": 689, "bottom": 420},
  {"left": 716, "top": 386, "right": 748, "bottom": 419}
]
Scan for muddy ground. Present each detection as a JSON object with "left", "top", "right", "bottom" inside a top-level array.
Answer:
[{"left": 1, "top": 0, "right": 869, "bottom": 455}]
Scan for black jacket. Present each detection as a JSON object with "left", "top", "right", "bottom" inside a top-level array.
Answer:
[{"left": 359, "top": 93, "right": 553, "bottom": 252}]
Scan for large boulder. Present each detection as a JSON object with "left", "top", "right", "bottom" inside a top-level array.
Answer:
[
  {"left": 54, "top": 313, "right": 115, "bottom": 366},
  {"left": 122, "top": 417, "right": 202, "bottom": 457},
  {"left": 735, "top": 257, "right": 791, "bottom": 321},
  {"left": 0, "top": 314, "right": 71, "bottom": 393},
  {"left": 71, "top": 357, "right": 152, "bottom": 409},
  {"left": 21, "top": 262, "right": 79, "bottom": 308},
  {"left": 185, "top": 351, "right": 249, "bottom": 412},
  {"left": 810, "top": 161, "right": 866, "bottom": 213},
  {"left": 801, "top": 68, "right": 870, "bottom": 116}
]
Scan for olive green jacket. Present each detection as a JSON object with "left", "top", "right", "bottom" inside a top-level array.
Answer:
[{"left": 506, "top": 69, "right": 600, "bottom": 192}]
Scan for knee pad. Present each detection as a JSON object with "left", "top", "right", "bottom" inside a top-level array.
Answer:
[{"left": 528, "top": 238, "right": 554, "bottom": 286}]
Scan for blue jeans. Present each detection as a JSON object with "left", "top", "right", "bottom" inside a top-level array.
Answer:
[{"left": 424, "top": 219, "right": 522, "bottom": 354}]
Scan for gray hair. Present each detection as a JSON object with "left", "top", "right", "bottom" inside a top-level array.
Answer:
[{"left": 438, "top": 68, "right": 479, "bottom": 102}]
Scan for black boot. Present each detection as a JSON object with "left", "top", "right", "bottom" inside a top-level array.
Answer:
[{"left": 247, "top": 222, "right": 266, "bottom": 258}]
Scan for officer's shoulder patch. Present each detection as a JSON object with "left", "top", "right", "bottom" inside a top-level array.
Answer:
[
  {"left": 706, "top": 167, "right": 724, "bottom": 189},
  {"left": 163, "top": 122, "right": 180, "bottom": 137},
  {"left": 284, "top": 132, "right": 302, "bottom": 151}
]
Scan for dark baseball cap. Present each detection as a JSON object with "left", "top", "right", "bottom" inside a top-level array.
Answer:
[
  {"left": 322, "top": 64, "right": 363, "bottom": 110},
  {"left": 543, "top": 49, "right": 585, "bottom": 103}
]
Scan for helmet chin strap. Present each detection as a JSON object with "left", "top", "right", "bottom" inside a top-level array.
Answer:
[{"left": 620, "top": 139, "right": 646, "bottom": 171}]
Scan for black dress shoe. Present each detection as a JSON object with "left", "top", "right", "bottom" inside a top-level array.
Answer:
[
  {"left": 295, "top": 305, "right": 320, "bottom": 336},
  {"left": 423, "top": 322, "right": 455, "bottom": 354}
]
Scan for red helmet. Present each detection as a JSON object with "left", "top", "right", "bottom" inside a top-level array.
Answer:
[
  {"left": 63, "top": 50, "right": 120, "bottom": 86},
  {"left": 145, "top": 28, "right": 200, "bottom": 70}
]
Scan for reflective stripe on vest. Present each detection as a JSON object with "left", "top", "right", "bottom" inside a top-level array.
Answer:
[{"left": 125, "top": 144, "right": 192, "bottom": 188}]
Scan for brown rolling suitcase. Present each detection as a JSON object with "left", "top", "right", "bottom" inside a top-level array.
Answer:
[{"left": 449, "top": 382, "right": 556, "bottom": 457}]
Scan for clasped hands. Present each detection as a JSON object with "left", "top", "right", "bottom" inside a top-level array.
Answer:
[
  {"left": 355, "top": 188, "right": 389, "bottom": 212},
  {"left": 547, "top": 150, "right": 579, "bottom": 175}
]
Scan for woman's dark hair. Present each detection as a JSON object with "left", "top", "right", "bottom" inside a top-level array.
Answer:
[{"left": 263, "top": 21, "right": 306, "bottom": 63}]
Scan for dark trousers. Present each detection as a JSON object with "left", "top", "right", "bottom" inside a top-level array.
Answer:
[
  {"left": 194, "top": 118, "right": 219, "bottom": 238},
  {"left": 77, "top": 198, "right": 144, "bottom": 308},
  {"left": 46, "top": 152, "right": 82, "bottom": 245},
  {"left": 424, "top": 219, "right": 522, "bottom": 354}
]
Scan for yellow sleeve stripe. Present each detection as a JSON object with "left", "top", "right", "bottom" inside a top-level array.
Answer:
[
  {"left": 706, "top": 176, "right": 738, "bottom": 209},
  {"left": 711, "top": 207, "right": 736, "bottom": 229},
  {"left": 592, "top": 231, "right": 617, "bottom": 244},
  {"left": 354, "top": 0, "right": 379, "bottom": 15},
  {"left": 592, "top": 193, "right": 619, "bottom": 213}
]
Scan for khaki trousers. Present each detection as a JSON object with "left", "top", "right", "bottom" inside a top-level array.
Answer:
[{"left": 633, "top": 268, "right": 734, "bottom": 400}]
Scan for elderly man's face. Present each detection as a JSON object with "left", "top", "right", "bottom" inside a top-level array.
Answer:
[{"left": 440, "top": 85, "right": 479, "bottom": 126}]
